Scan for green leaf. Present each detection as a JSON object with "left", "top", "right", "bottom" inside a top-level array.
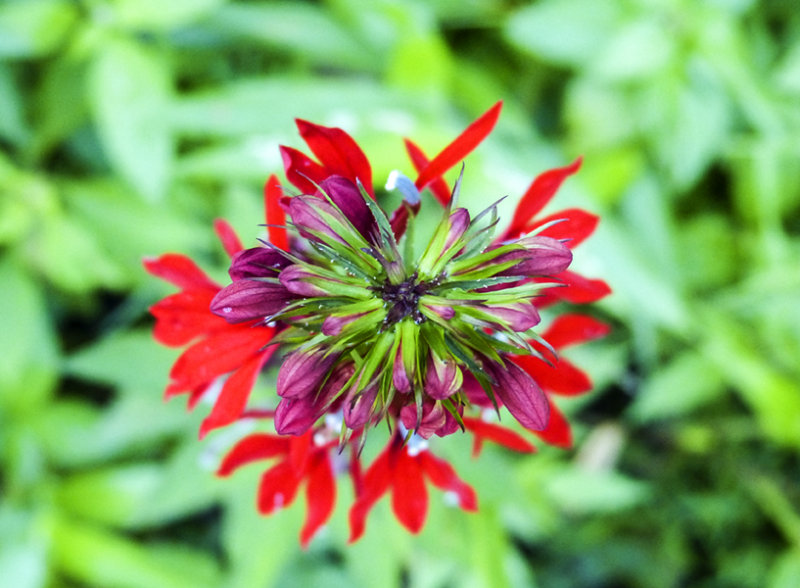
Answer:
[
  {"left": 89, "top": 39, "right": 173, "bottom": 201},
  {"left": 0, "top": 65, "right": 28, "bottom": 147},
  {"left": 0, "top": 0, "right": 77, "bottom": 59},
  {"left": 545, "top": 468, "right": 650, "bottom": 514},
  {"left": 110, "top": 0, "right": 226, "bottom": 30}
]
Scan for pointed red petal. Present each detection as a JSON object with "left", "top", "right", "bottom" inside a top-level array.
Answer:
[
  {"left": 150, "top": 290, "right": 224, "bottom": 347},
  {"left": 414, "top": 102, "right": 502, "bottom": 193},
  {"left": 404, "top": 138, "right": 451, "bottom": 206},
  {"left": 295, "top": 119, "right": 373, "bottom": 197},
  {"left": 502, "top": 157, "right": 583, "bottom": 239},
  {"left": 532, "top": 398, "right": 572, "bottom": 448},
  {"left": 348, "top": 447, "right": 392, "bottom": 542},
  {"left": 216, "top": 433, "right": 290, "bottom": 476},
  {"left": 543, "top": 314, "right": 611, "bottom": 349},
  {"left": 167, "top": 327, "right": 273, "bottom": 393},
  {"left": 300, "top": 452, "right": 336, "bottom": 548},
  {"left": 213, "top": 219, "right": 243, "bottom": 258},
  {"left": 279, "top": 145, "right": 328, "bottom": 194},
  {"left": 530, "top": 208, "right": 598, "bottom": 248},
  {"left": 264, "top": 174, "right": 289, "bottom": 251},
  {"left": 417, "top": 451, "right": 478, "bottom": 512},
  {"left": 143, "top": 254, "right": 219, "bottom": 291},
  {"left": 257, "top": 460, "right": 302, "bottom": 515},
  {"left": 199, "top": 342, "right": 277, "bottom": 439},
  {"left": 462, "top": 417, "right": 536, "bottom": 454},
  {"left": 513, "top": 354, "right": 593, "bottom": 397},
  {"left": 391, "top": 449, "right": 428, "bottom": 533}
]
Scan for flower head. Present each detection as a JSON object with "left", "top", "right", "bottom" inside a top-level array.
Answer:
[{"left": 145, "top": 102, "right": 610, "bottom": 545}]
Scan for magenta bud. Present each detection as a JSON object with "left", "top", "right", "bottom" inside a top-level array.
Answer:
[
  {"left": 442, "top": 208, "right": 471, "bottom": 252},
  {"left": 508, "top": 236, "right": 572, "bottom": 277},
  {"left": 287, "top": 195, "right": 348, "bottom": 245},
  {"left": 319, "top": 176, "right": 377, "bottom": 244},
  {"left": 276, "top": 349, "right": 339, "bottom": 399},
  {"left": 343, "top": 382, "right": 378, "bottom": 429},
  {"left": 229, "top": 247, "right": 290, "bottom": 281},
  {"left": 392, "top": 348, "right": 412, "bottom": 394},
  {"left": 485, "top": 360, "right": 550, "bottom": 431},
  {"left": 322, "top": 312, "right": 367, "bottom": 336},
  {"left": 274, "top": 362, "right": 351, "bottom": 435},
  {"left": 421, "top": 301, "right": 455, "bottom": 320},
  {"left": 400, "top": 400, "right": 446, "bottom": 439},
  {"left": 210, "top": 279, "right": 295, "bottom": 323},
  {"left": 424, "top": 352, "right": 462, "bottom": 400},
  {"left": 479, "top": 301, "right": 541, "bottom": 332},
  {"left": 279, "top": 264, "right": 330, "bottom": 297}
]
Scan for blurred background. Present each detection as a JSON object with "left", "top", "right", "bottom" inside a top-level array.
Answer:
[{"left": 2, "top": 0, "right": 800, "bottom": 586}]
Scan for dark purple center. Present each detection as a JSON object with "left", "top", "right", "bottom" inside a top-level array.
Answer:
[{"left": 376, "top": 272, "right": 434, "bottom": 325}]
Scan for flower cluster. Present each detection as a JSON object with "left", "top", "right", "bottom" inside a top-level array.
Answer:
[{"left": 145, "top": 102, "right": 610, "bottom": 546}]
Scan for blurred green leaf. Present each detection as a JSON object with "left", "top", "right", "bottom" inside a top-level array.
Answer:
[
  {"left": 89, "top": 39, "right": 173, "bottom": 201},
  {"left": 545, "top": 468, "right": 650, "bottom": 514},
  {"left": 0, "top": 65, "right": 28, "bottom": 147},
  {"left": 0, "top": 0, "right": 77, "bottom": 59},
  {"left": 769, "top": 550, "right": 800, "bottom": 588},
  {"left": 0, "top": 508, "right": 47, "bottom": 588},
  {"left": 109, "top": 0, "right": 226, "bottom": 30}
]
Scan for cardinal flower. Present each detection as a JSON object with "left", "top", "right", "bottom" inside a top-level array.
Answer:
[{"left": 145, "top": 101, "right": 610, "bottom": 545}]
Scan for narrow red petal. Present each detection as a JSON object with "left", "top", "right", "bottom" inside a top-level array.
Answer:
[
  {"left": 258, "top": 460, "right": 302, "bottom": 515},
  {"left": 530, "top": 208, "right": 598, "bottom": 248},
  {"left": 199, "top": 343, "right": 277, "bottom": 439},
  {"left": 264, "top": 174, "right": 288, "bottom": 250},
  {"left": 462, "top": 417, "right": 536, "bottom": 454},
  {"left": 414, "top": 101, "right": 502, "bottom": 193},
  {"left": 150, "top": 290, "right": 224, "bottom": 347},
  {"left": 543, "top": 314, "right": 611, "bottom": 349},
  {"left": 279, "top": 145, "right": 328, "bottom": 194},
  {"left": 295, "top": 119, "right": 373, "bottom": 197},
  {"left": 216, "top": 433, "right": 290, "bottom": 476},
  {"left": 213, "top": 219, "right": 243, "bottom": 258},
  {"left": 300, "top": 452, "right": 336, "bottom": 548},
  {"left": 535, "top": 272, "right": 612, "bottom": 307},
  {"left": 502, "top": 157, "right": 583, "bottom": 239},
  {"left": 143, "top": 254, "right": 219, "bottom": 291},
  {"left": 167, "top": 327, "right": 273, "bottom": 393},
  {"left": 532, "top": 398, "right": 572, "bottom": 448},
  {"left": 404, "top": 138, "right": 451, "bottom": 206},
  {"left": 417, "top": 451, "right": 478, "bottom": 512},
  {"left": 348, "top": 447, "right": 392, "bottom": 542},
  {"left": 391, "top": 450, "right": 428, "bottom": 533},
  {"left": 513, "top": 354, "right": 592, "bottom": 396}
]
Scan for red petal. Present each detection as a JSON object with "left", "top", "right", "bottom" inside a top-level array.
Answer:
[
  {"left": 530, "top": 208, "right": 598, "bottom": 248},
  {"left": 536, "top": 272, "right": 612, "bottom": 307},
  {"left": 143, "top": 254, "right": 219, "bottom": 291},
  {"left": 279, "top": 145, "right": 328, "bottom": 194},
  {"left": 199, "top": 342, "right": 277, "bottom": 439},
  {"left": 391, "top": 449, "right": 428, "bottom": 533},
  {"left": 502, "top": 157, "right": 583, "bottom": 239},
  {"left": 403, "top": 138, "right": 451, "bottom": 206},
  {"left": 150, "top": 290, "right": 224, "bottom": 347},
  {"left": 417, "top": 451, "right": 478, "bottom": 511},
  {"left": 264, "top": 174, "right": 288, "bottom": 250},
  {"left": 348, "top": 446, "right": 392, "bottom": 542},
  {"left": 513, "top": 354, "right": 592, "bottom": 396},
  {"left": 288, "top": 431, "right": 313, "bottom": 474},
  {"left": 532, "top": 397, "right": 572, "bottom": 448},
  {"left": 462, "top": 416, "right": 536, "bottom": 454},
  {"left": 295, "top": 119, "right": 373, "bottom": 197},
  {"left": 216, "top": 433, "right": 290, "bottom": 476},
  {"left": 543, "top": 314, "right": 611, "bottom": 349},
  {"left": 213, "top": 219, "right": 243, "bottom": 258},
  {"left": 300, "top": 452, "right": 336, "bottom": 548},
  {"left": 166, "top": 327, "right": 273, "bottom": 393},
  {"left": 414, "top": 102, "right": 502, "bottom": 193},
  {"left": 257, "top": 460, "right": 302, "bottom": 515}
]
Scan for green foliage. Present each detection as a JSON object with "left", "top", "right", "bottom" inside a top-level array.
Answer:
[{"left": 1, "top": 0, "right": 799, "bottom": 586}]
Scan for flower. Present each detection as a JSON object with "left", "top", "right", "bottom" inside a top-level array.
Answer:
[{"left": 145, "top": 102, "right": 610, "bottom": 545}]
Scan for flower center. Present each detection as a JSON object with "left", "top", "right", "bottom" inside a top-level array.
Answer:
[{"left": 376, "top": 272, "right": 434, "bottom": 325}]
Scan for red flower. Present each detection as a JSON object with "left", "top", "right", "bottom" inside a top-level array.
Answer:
[{"left": 348, "top": 433, "right": 477, "bottom": 542}]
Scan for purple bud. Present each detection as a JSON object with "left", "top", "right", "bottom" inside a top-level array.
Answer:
[
  {"left": 229, "top": 247, "right": 290, "bottom": 281},
  {"left": 485, "top": 360, "right": 550, "bottom": 431},
  {"left": 322, "top": 312, "right": 367, "bottom": 336},
  {"left": 400, "top": 400, "right": 447, "bottom": 439},
  {"left": 343, "top": 382, "right": 379, "bottom": 429},
  {"left": 504, "top": 236, "right": 572, "bottom": 277},
  {"left": 279, "top": 264, "right": 329, "bottom": 297},
  {"left": 421, "top": 301, "right": 455, "bottom": 320},
  {"left": 287, "top": 195, "right": 348, "bottom": 245},
  {"left": 276, "top": 349, "right": 339, "bottom": 399},
  {"left": 392, "top": 348, "right": 412, "bottom": 394},
  {"left": 210, "top": 279, "right": 295, "bottom": 323},
  {"left": 274, "top": 362, "right": 352, "bottom": 435},
  {"left": 424, "top": 352, "right": 462, "bottom": 400},
  {"left": 442, "top": 208, "right": 470, "bottom": 252},
  {"left": 319, "top": 176, "right": 377, "bottom": 244},
  {"left": 478, "top": 302, "right": 541, "bottom": 332}
]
